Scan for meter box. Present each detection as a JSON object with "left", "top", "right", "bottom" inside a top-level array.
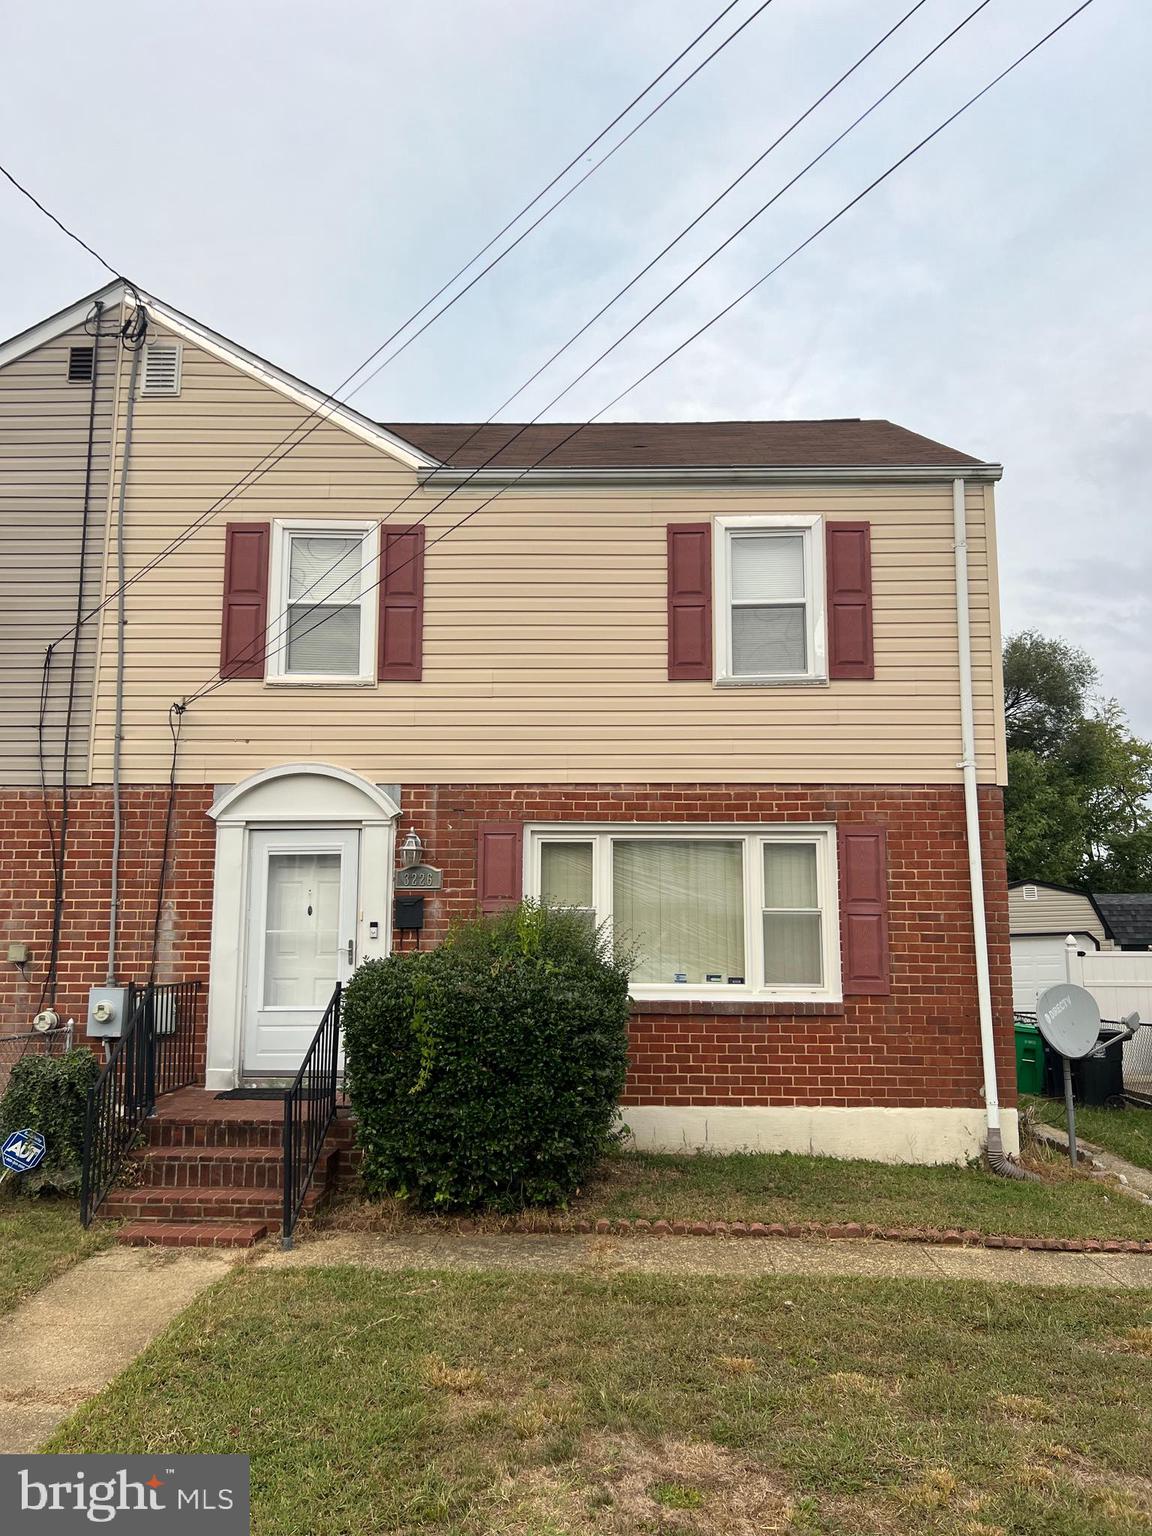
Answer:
[{"left": 86, "top": 985, "right": 131, "bottom": 1039}]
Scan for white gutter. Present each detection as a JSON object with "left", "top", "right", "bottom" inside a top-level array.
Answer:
[
  {"left": 420, "top": 463, "right": 1003, "bottom": 488},
  {"left": 953, "top": 477, "right": 1020, "bottom": 1171}
]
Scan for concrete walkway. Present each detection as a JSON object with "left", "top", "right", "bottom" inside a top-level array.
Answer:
[
  {"left": 265, "top": 1230, "right": 1152, "bottom": 1289},
  {"left": 0, "top": 1247, "right": 235, "bottom": 1454}
]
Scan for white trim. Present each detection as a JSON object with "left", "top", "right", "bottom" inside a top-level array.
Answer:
[
  {"left": 713, "top": 514, "right": 827, "bottom": 685},
  {"left": 622, "top": 1105, "right": 1019, "bottom": 1164},
  {"left": 210, "top": 762, "right": 401, "bottom": 824},
  {"left": 0, "top": 281, "right": 437, "bottom": 470},
  {"left": 0, "top": 281, "right": 123, "bottom": 370},
  {"left": 205, "top": 762, "right": 399, "bottom": 1088},
  {"left": 139, "top": 294, "right": 436, "bottom": 469},
  {"left": 525, "top": 822, "right": 841, "bottom": 1004},
  {"left": 266, "top": 519, "right": 379, "bottom": 684}
]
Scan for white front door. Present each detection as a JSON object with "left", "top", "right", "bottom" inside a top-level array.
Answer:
[{"left": 243, "top": 828, "right": 360, "bottom": 1077}]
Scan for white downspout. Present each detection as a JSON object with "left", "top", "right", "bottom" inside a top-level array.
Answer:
[{"left": 953, "top": 478, "right": 1026, "bottom": 1173}]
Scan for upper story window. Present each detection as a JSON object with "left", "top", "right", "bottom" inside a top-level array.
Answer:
[
  {"left": 528, "top": 824, "right": 840, "bottom": 1002},
  {"left": 268, "top": 521, "right": 378, "bottom": 683},
  {"left": 713, "top": 515, "right": 827, "bottom": 684}
]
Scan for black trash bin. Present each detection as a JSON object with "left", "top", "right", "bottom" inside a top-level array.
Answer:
[{"left": 1071, "top": 1029, "right": 1126, "bottom": 1107}]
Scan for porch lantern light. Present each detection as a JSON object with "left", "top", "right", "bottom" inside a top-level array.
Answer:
[{"left": 400, "top": 830, "right": 424, "bottom": 869}]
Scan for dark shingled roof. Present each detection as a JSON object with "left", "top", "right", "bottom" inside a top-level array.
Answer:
[
  {"left": 383, "top": 419, "right": 985, "bottom": 471},
  {"left": 1093, "top": 894, "right": 1152, "bottom": 950}
]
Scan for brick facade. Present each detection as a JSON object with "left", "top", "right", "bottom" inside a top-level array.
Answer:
[{"left": 0, "top": 781, "right": 1012, "bottom": 1113}]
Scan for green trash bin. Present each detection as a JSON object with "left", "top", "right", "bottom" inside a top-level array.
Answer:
[{"left": 1014, "top": 1018, "right": 1046, "bottom": 1096}]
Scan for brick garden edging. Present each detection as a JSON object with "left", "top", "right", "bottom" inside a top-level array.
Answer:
[{"left": 440, "top": 1215, "right": 1152, "bottom": 1253}]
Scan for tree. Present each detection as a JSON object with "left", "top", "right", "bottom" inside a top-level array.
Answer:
[
  {"left": 1003, "top": 632, "right": 1152, "bottom": 891},
  {"left": 1002, "top": 630, "right": 1097, "bottom": 755}
]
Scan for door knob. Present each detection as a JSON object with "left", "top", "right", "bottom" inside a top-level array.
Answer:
[{"left": 346, "top": 938, "right": 355, "bottom": 966}]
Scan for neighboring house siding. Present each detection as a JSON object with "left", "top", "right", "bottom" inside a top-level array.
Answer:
[
  {"left": 0, "top": 313, "right": 118, "bottom": 786},
  {"left": 1007, "top": 884, "right": 1105, "bottom": 943},
  {"left": 86, "top": 328, "right": 1005, "bottom": 787}
]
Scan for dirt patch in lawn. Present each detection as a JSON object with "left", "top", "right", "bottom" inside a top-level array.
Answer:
[{"left": 486, "top": 1432, "right": 793, "bottom": 1535}]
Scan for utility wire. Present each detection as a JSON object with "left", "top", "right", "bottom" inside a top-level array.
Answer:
[
  {"left": 187, "top": 0, "right": 1096, "bottom": 704},
  {"left": 0, "top": 160, "right": 125, "bottom": 279},
  {"left": 193, "top": 0, "right": 988, "bottom": 689},
  {"left": 45, "top": 0, "right": 775, "bottom": 648},
  {"left": 319, "top": 0, "right": 780, "bottom": 389}
]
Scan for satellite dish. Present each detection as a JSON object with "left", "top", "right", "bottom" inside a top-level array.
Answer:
[{"left": 1035, "top": 983, "right": 1100, "bottom": 1059}]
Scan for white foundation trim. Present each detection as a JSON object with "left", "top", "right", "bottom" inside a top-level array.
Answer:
[{"left": 621, "top": 1105, "right": 1019, "bottom": 1165}]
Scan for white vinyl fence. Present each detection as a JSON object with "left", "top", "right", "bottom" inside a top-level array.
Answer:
[{"left": 1064, "top": 939, "right": 1152, "bottom": 1096}]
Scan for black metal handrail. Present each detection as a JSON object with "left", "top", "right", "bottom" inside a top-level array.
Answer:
[
  {"left": 282, "top": 983, "right": 342, "bottom": 1250},
  {"left": 80, "top": 980, "right": 202, "bottom": 1227}
]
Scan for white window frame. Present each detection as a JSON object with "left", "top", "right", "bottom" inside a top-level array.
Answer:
[
  {"left": 267, "top": 520, "right": 379, "bottom": 685},
  {"left": 526, "top": 823, "right": 841, "bottom": 1003},
  {"left": 713, "top": 514, "right": 827, "bottom": 685}
]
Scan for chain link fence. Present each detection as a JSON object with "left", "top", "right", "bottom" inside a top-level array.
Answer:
[{"left": 0, "top": 1022, "right": 75, "bottom": 1100}]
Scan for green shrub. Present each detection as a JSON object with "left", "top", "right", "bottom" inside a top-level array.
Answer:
[
  {"left": 0, "top": 1050, "right": 100, "bottom": 1195},
  {"left": 343, "top": 902, "right": 631, "bottom": 1210}
]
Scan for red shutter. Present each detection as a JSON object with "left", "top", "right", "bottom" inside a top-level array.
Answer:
[
  {"left": 826, "top": 522, "right": 874, "bottom": 680},
  {"left": 667, "top": 523, "right": 712, "bottom": 680},
  {"left": 379, "top": 525, "right": 425, "bottom": 681},
  {"left": 477, "top": 825, "right": 523, "bottom": 913},
  {"left": 219, "top": 522, "right": 270, "bottom": 679},
  {"left": 839, "top": 825, "right": 890, "bottom": 996}
]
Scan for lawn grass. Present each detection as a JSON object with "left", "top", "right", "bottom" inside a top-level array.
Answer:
[
  {"left": 48, "top": 1263, "right": 1152, "bottom": 1534},
  {"left": 577, "top": 1148, "right": 1152, "bottom": 1239},
  {"left": 330, "top": 1147, "right": 1152, "bottom": 1242},
  {"left": 1024, "top": 1095, "right": 1152, "bottom": 1173},
  {"left": 0, "top": 1195, "right": 112, "bottom": 1315}
]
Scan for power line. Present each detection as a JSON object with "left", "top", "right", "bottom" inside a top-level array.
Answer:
[
  {"left": 46, "top": 0, "right": 776, "bottom": 648},
  {"left": 0, "top": 160, "right": 125, "bottom": 280},
  {"left": 187, "top": 0, "right": 1097, "bottom": 706},
  {"left": 351, "top": 0, "right": 933, "bottom": 429},
  {"left": 193, "top": 0, "right": 989, "bottom": 689}
]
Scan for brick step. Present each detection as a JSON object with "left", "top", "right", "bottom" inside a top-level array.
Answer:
[
  {"left": 131, "top": 1144, "right": 337, "bottom": 1190},
  {"left": 145, "top": 1118, "right": 285, "bottom": 1150},
  {"left": 103, "top": 1185, "right": 325, "bottom": 1222},
  {"left": 116, "top": 1220, "right": 269, "bottom": 1249}
]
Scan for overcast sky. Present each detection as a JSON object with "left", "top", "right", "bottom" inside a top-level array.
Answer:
[{"left": 2, "top": 0, "right": 1148, "bottom": 727}]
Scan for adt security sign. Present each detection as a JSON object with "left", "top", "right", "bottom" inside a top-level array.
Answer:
[{"left": 1, "top": 1128, "right": 46, "bottom": 1175}]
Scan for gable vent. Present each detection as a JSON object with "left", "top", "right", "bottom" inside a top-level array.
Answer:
[
  {"left": 67, "top": 345, "right": 95, "bottom": 383},
  {"left": 141, "top": 343, "right": 182, "bottom": 397},
  {"left": 1022, "top": 884, "right": 1039, "bottom": 901}
]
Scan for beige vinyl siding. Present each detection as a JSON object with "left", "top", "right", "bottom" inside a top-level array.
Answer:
[
  {"left": 0, "top": 311, "right": 119, "bottom": 785},
  {"left": 1008, "top": 884, "right": 1106, "bottom": 944},
  {"left": 90, "top": 328, "right": 1003, "bottom": 786}
]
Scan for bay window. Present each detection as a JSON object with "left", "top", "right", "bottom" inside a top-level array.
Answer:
[
  {"left": 269, "top": 521, "right": 378, "bottom": 682},
  {"left": 529, "top": 826, "right": 839, "bottom": 1000}
]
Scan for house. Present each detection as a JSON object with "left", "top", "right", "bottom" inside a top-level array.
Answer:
[
  {"left": 0, "top": 283, "right": 1015, "bottom": 1238},
  {"left": 1007, "top": 880, "right": 1109, "bottom": 1011},
  {"left": 1090, "top": 894, "right": 1152, "bottom": 952},
  {"left": 1008, "top": 882, "right": 1152, "bottom": 1012}
]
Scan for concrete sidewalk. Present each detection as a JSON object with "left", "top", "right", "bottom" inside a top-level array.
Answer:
[
  {"left": 0, "top": 1247, "right": 235, "bottom": 1454},
  {"left": 265, "top": 1230, "right": 1152, "bottom": 1289}
]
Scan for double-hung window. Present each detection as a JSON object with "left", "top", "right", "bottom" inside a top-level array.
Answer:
[
  {"left": 529, "top": 826, "right": 840, "bottom": 1001},
  {"left": 268, "top": 521, "right": 378, "bottom": 682},
  {"left": 715, "top": 515, "right": 826, "bottom": 683}
]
